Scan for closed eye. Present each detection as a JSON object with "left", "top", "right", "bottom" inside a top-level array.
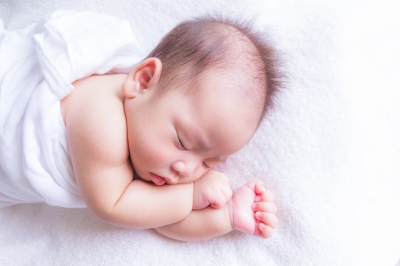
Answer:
[
  {"left": 202, "top": 162, "right": 210, "bottom": 168},
  {"left": 177, "top": 135, "right": 188, "bottom": 151}
]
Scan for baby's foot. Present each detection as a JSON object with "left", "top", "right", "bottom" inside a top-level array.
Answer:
[{"left": 230, "top": 180, "right": 278, "bottom": 238}]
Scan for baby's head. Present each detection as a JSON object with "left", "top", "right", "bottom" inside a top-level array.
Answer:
[{"left": 122, "top": 15, "right": 282, "bottom": 185}]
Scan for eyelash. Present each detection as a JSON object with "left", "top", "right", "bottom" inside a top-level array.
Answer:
[
  {"left": 177, "top": 135, "right": 187, "bottom": 151},
  {"left": 203, "top": 162, "right": 210, "bottom": 168},
  {"left": 177, "top": 134, "right": 210, "bottom": 168}
]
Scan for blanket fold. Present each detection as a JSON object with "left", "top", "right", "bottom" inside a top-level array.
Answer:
[{"left": 0, "top": 10, "right": 143, "bottom": 208}]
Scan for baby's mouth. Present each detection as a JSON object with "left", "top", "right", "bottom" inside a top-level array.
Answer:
[{"left": 150, "top": 173, "right": 166, "bottom": 185}]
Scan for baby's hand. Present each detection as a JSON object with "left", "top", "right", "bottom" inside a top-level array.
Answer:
[
  {"left": 192, "top": 170, "right": 232, "bottom": 210},
  {"left": 230, "top": 180, "right": 278, "bottom": 238}
]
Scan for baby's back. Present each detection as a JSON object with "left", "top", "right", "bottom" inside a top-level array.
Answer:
[
  {"left": 61, "top": 74, "right": 131, "bottom": 171},
  {"left": 0, "top": 10, "right": 141, "bottom": 208},
  {"left": 61, "top": 74, "right": 134, "bottom": 214}
]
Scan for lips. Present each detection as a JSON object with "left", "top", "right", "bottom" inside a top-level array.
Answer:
[{"left": 150, "top": 173, "right": 166, "bottom": 185}]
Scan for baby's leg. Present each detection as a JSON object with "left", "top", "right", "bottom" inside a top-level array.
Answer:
[{"left": 155, "top": 180, "right": 278, "bottom": 241}]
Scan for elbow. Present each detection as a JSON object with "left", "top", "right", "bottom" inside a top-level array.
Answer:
[
  {"left": 86, "top": 202, "right": 133, "bottom": 228},
  {"left": 87, "top": 204, "right": 117, "bottom": 225}
]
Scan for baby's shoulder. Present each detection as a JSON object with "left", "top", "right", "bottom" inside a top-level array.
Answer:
[{"left": 62, "top": 74, "right": 129, "bottom": 166}]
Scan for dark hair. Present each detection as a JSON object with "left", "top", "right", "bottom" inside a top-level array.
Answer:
[{"left": 147, "top": 15, "right": 284, "bottom": 120}]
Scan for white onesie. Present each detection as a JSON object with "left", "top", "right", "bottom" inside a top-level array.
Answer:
[{"left": 0, "top": 10, "right": 143, "bottom": 208}]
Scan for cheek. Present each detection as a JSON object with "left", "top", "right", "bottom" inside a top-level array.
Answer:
[
  {"left": 186, "top": 167, "right": 208, "bottom": 183},
  {"left": 129, "top": 129, "right": 172, "bottom": 169}
]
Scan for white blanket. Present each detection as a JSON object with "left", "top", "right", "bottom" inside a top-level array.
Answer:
[
  {"left": 1, "top": 0, "right": 399, "bottom": 265},
  {"left": 0, "top": 10, "right": 142, "bottom": 208}
]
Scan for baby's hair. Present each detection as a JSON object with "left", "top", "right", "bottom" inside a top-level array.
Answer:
[{"left": 146, "top": 14, "right": 283, "bottom": 121}]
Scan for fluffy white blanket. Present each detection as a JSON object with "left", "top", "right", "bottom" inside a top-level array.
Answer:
[{"left": 1, "top": 0, "right": 399, "bottom": 265}]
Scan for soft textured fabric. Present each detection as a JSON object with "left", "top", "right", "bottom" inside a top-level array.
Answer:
[
  {"left": 0, "top": 10, "right": 143, "bottom": 208},
  {"left": 0, "top": 1, "right": 399, "bottom": 266}
]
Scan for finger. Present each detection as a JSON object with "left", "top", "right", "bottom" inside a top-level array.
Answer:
[
  {"left": 255, "top": 212, "right": 278, "bottom": 229},
  {"left": 260, "top": 189, "right": 275, "bottom": 202},
  {"left": 254, "top": 180, "right": 265, "bottom": 195},
  {"left": 252, "top": 202, "right": 277, "bottom": 214},
  {"left": 259, "top": 223, "right": 274, "bottom": 239},
  {"left": 210, "top": 190, "right": 229, "bottom": 209}
]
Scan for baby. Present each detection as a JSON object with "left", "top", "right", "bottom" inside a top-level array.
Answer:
[{"left": 0, "top": 11, "right": 280, "bottom": 241}]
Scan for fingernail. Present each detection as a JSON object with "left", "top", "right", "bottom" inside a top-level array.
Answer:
[
  {"left": 255, "top": 211, "right": 262, "bottom": 218},
  {"left": 252, "top": 203, "right": 257, "bottom": 210},
  {"left": 254, "top": 196, "right": 261, "bottom": 202}
]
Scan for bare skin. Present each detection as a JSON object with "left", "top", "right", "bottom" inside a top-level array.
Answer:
[
  {"left": 61, "top": 58, "right": 278, "bottom": 240},
  {"left": 156, "top": 180, "right": 277, "bottom": 241}
]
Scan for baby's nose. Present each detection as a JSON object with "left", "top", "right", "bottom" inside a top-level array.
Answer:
[{"left": 171, "top": 161, "right": 193, "bottom": 178}]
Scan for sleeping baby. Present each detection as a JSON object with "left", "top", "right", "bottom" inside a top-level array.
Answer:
[{"left": 0, "top": 10, "right": 280, "bottom": 241}]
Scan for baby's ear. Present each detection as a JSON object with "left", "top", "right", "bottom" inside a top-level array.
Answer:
[{"left": 122, "top": 57, "right": 162, "bottom": 98}]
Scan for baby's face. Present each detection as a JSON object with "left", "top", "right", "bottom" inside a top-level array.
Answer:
[{"left": 124, "top": 70, "right": 258, "bottom": 185}]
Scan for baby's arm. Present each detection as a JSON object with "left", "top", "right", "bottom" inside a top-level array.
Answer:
[
  {"left": 155, "top": 203, "right": 232, "bottom": 241},
  {"left": 69, "top": 131, "right": 195, "bottom": 228},
  {"left": 155, "top": 180, "right": 278, "bottom": 241},
  {"left": 64, "top": 76, "right": 194, "bottom": 228},
  {"left": 192, "top": 170, "right": 232, "bottom": 210}
]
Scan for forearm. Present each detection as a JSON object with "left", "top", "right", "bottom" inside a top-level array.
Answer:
[
  {"left": 94, "top": 180, "right": 194, "bottom": 229},
  {"left": 155, "top": 201, "right": 233, "bottom": 241}
]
